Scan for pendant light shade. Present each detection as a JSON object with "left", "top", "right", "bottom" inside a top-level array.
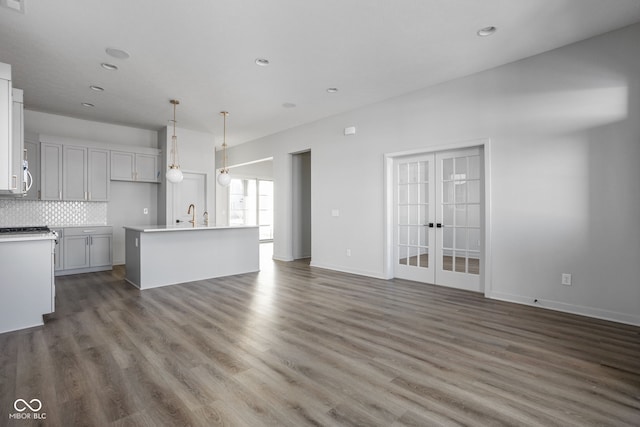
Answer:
[
  {"left": 217, "top": 111, "right": 231, "bottom": 187},
  {"left": 166, "top": 99, "right": 183, "bottom": 184}
]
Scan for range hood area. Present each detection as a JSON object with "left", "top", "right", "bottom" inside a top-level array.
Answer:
[{"left": 0, "top": 61, "right": 29, "bottom": 197}]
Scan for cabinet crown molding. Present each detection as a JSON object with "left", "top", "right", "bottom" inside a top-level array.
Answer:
[{"left": 39, "top": 134, "right": 161, "bottom": 156}]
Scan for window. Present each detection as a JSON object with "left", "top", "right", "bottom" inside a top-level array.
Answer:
[{"left": 229, "top": 178, "right": 273, "bottom": 241}]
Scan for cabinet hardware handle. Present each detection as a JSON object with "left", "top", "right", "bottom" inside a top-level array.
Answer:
[
  {"left": 11, "top": 175, "right": 17, "bottom": 190},
  {"left": 59, "top": 191, "right": 62, "bottom": 200}
]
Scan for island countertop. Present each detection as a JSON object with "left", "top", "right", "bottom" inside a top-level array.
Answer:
[{"left": 123, "top": 224, "right": 258, "bottom": 233}]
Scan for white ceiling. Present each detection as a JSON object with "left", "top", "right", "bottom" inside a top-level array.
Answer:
[{"left": 1, "top": 0, "right": 639, "bottom": 145}]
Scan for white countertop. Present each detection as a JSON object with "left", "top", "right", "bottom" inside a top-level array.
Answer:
[
  {"left": 123, "top": 224, "right": 259, "bottom": 233},
  {"left": 0, "top": 233, "right": 57, "bottom": 243}
]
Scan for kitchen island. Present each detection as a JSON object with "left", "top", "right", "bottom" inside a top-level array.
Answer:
[{"left": 123, "top": 225, "right": 259, "bottom": 289}]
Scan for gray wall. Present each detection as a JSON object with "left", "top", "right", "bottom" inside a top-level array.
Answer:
[{"left": 224, "top": 24, "right": 640, "bottom": 325}]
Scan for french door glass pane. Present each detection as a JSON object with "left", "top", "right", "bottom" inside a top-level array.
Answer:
[
  {"left": 454, "top": 182, "right": 466, "bottom": 203},
  {"left": 455, "top": 157, "right": 467, "bottom": 176},
  {"left": 468, "top": 155, "right": 480, "bottom": 179},
  {"left": 419, "top": 161, "right": 429, "bottom": 182},
  {"left": 409, "top": 183, "right": 419, "bottom": 203},
  {"left": 454, "top": 206, "right": 466, "bottom": 226},
  {"left": 468, "top": 180, "right": 480, "bottom": 203},
  {"left": 399, "top": 206, "right": 409, "bottom": 225},
  {"left": 442, "top": 158, "right": 454, "bottom": 180},
  {"left": 468, "top": 204, "right": 480, "bottom": 228},
  {"left": 468, "top": 228, "right": 481, "bottom": 251},
  {"left": 440, "top": 153, "right": 481, "bottom": 276},
  {"left": 419, "top": 205, "right": 428, "bottom": 225},
  {"left": 397, "top": 160, "right": 430, "bottom": 271},
  {"left": 409, "top": 163, "right": 419, "bottom": 183},
  {"left": 399, "top": 246, "right": 408, "bottom": 265}
]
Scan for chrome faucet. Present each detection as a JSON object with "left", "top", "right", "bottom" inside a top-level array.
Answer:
[{"left": 187, "top": 204, "right": 196, "bottom": 226}]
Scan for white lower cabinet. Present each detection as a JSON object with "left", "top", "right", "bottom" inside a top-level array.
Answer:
[{"left": 58, "top": 226, "right": 112, "bottom": 276}]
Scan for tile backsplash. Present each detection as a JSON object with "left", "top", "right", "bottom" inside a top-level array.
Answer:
[{"left": 0, "top": 199, "right": 107, "bottom": 227}]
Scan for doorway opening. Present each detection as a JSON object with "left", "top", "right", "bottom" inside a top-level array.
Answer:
[
  {"left": 292, "top": 151, "right": 311, "bottom": 261},
  {"left": 228, "top": 178, "right": 274, "bottom": 241}
]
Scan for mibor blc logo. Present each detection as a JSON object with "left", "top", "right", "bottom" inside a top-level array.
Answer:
[{"left": 9, "top": 398, "right": 46, "bottom": 420}]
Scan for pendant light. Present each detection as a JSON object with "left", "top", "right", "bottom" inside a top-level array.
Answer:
[
  {"left": 166, "top": 99, "right": 184, "bottom": 184},
  {"left": 217, "top": 111, "right": 232, "bottom": 187}
]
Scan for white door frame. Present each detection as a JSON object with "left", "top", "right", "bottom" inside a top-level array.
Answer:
[
  {"left": 169, "top": 171, "right": 208, "bottom": 225},
  {"left": 383, "top": 138, "right": 492, "bottom": 296}
]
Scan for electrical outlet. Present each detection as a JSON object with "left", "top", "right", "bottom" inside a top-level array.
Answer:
[
  {"left": 561, "top": 273, "right": 572, "bottom": 286},
  {"left": 346, "top": 249, "right": 351, "bottom": 256},
  {"left": 143, "top": 208, "right": 149, "bottom": 215}
]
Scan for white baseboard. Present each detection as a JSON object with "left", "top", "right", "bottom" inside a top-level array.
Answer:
[
  {"left": 486, "top": 291, "right": 640, "bottom": 327},
  {"left": 272, "top": 254, "right": 294, "bottom": 262},
  {"left": 309, "top": 261, "right": 387, "bottom": 280}
]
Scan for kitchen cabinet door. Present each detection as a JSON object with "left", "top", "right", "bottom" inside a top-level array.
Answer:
[
  {"left": 0, "top": 67, "right": 11, "bottom": 192},
  {"left": 88, "top": 148, "right": 110, "bottom": 201},
  {"left": 111, "top": 151, "right": 159, "bottom": 183},
  {"left": 135, "top": 154, "right": 159, "bottom": 182},
  {"left": 9, "top": 88, "right": 24, "bottom": 195},
  {"left": 63, "top": 235, "right": 90, "bottom": 270},
  {"left": 62, "top": 145, "right": 88, "bottom": 201},
  {"left": 110, "top": 151, "right": 135, "bottom": 181},
  {"left": 89, "top": 234, "right": 112, "bottom": 267},
  {"left": 40, "top": 142, "right": 63, "bottom": 200},
  {"left": 23, "top": 140, "right": 39, "bottom": 200}
]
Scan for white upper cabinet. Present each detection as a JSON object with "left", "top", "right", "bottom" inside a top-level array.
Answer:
[
  {"left": 40, "top": 142, "right": 63, "bottom": 200},
  {"left": 0, "top": 64, "right": 27, "bottom": 197},
  {"left": 111, "top": 151, "right": 160, "bottom": 183},
  {"left": 62, "top": 145, "right": 88, "bottom": 200},
  {"left": 88, "top": 149, "right": 110, "bottom": 201},
  {"left": 10, "top": 88, "right": 24, "bottom": 196},
  {"left": 0, "top": 63, "right": 11, "bottom": 193},
  {"left": 42, "top": 143, "right": 110, "bottom": 201}
]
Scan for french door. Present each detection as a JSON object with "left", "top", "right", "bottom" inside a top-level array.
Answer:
[{"left": 394, "top": 147, "right": 482, "bottom": 292}]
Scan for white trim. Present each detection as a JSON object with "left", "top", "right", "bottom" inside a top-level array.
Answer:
[
  {"left": 487, "top": 291, "right": 640, "bottom": 327},
  {"left": 309, "top": 261, "right": 388, "bottom": 280}
]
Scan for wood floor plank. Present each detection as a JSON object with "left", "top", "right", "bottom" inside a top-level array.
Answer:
[{"left": 1, "top": 256, "right": 639, "bottom": 426}]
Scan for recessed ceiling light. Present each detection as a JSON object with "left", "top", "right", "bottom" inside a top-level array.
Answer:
[
  {"left": 282, "top": 102, "right": 296, "bottom": 108},
  {"left": 105, "top": 47, "right": 130, "bottom": 59},
  {"left": 255, "top": 58, "right": 270, "bottom": 67},
  {"left": 81, "top": 102, "right": 95, "bottom": 107},
  {"left": 477, "top": 26, "right": 497, "bottom": 37},
  {"left": 326, "top": 88, "right": 339, "bottom": 93},
  {"left": 100, "top": 62, "right": 118, "bottom": 71},
  {"left": 89, "top": 85, "right": 104, "bottom": 92}
]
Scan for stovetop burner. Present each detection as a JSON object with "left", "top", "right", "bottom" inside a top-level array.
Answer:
[{"left": 0, "top": 226, "right": 52, "bottom": 234}]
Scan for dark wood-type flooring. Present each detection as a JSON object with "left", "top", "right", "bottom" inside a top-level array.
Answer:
[{"left": 1, "top": 254, "right": 639, "bottom": 426}]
